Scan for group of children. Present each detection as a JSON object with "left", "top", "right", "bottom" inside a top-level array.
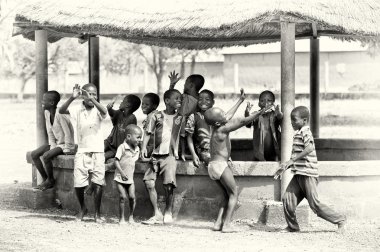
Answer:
[{"left": 31, "top": 71, "right": 346, "bottom": 232}]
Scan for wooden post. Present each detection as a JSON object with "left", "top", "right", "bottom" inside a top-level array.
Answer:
[
  {"left": 280, "top": 21, "right": 295, "bottom": 200},
  {"left": 234, "top": 63, "right": 239, "bottom": 93},
  {"left": 88, "top": 36, "right": 100, "bottom": 100},
  {"left": 34, "top": 30, "right": 48, "bottom": 186},
  {"left": 310, "top": 38, "right": 320, "bottom": 138}
]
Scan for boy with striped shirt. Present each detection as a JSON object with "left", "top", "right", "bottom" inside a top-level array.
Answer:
[{"left": 274, "top": 106, "right": 346, "bottom": 233}]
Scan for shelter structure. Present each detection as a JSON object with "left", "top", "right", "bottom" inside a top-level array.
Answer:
[{"left": 14, "top": 0, "right": 380, "bottom": 220}]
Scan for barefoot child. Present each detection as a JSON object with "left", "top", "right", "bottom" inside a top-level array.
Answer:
[
  {"left": 59, "top": 83, "right": 107, "bottom": 223},
  {"left": 274, "top": 106, "right": 346, "bottom": 233},
  {"left": 31, "top": 91, "right": 75, "bottom": 190},
  {"left": 141, "top": 89, "right": 182, "bottom": 225},
  {"left": 204, "top": 89, "right": 266, "bottom": 233},
  {"left": 114, "top": 125, "right": 142, "bottom": 224},
  {"left": 169, "top": 71, "right": 204, "bottom": 160},
  {"left": 245, "top": 90, "right": 282, "bottom": 161},
  {"left": 185, "top": 89, "right": 215, "bottom": 167}
]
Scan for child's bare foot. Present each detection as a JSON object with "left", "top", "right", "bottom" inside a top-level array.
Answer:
[
  {"left": 76, "top": 208, "right": 88, "bottom": 221},
  {"left": 35, "top": 180, "right": 47, "bottom": 190},
  {"left": 119, "top": 219, "right": 127, "bottom": 225},
  {"left": 163, "top": 213, "right": 174, "bottom": 225},
  {"left": 95, "top": 215, "right": 106, "bottom": 224},
  {"left": 212, "top": 222, "right": 223, "bottom": 231},
  {"left": 40, "top": 179, "right": 55, "bottom": 191},
  {"left": 128, "top": 216, "right": 135, "bottom": 224},
  {"left": 221, "top": 224, "right": 239, "bottom": 233},
  {"left": 279, "top": 226, "right": 300, "bottom": 233},
  {"left": 337, "top": 220, "right": 346, "bottom": 234}
]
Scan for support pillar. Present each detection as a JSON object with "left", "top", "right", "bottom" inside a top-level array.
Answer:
[
  {"left": 280, "top": 21, "right": 295, "bottom": 200},
  {"left": 34, "top": 30, "right": 48, "bottom": 186},
  {"left": 310, "top": 38, "right": 320, "bottom": 138},
  {"left": 88, "top": 36, "right": 100, "bottom": 100}
]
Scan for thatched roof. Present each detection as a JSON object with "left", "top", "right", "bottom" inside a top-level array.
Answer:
[{"left": 13, "top": 0, "right": 380, "bottom": 49}]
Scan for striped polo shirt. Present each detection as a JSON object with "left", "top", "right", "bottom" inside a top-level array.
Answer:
[
  {"left": 290, "top": 126, "right": 319, "bottom": 177},
  {"left": 146, "top": 110, "right": 182, "bottom": 155},
  {"left": 185, "top": 112, "right": 211, "bottom": 151}
]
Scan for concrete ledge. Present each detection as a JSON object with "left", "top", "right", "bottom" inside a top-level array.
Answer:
[{"left": 19, "top": 187, "right": 56, "bottom": 209}]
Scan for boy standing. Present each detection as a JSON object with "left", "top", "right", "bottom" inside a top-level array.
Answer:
[
  {"left": 59, "top": 83, "right": 107, "bottom": 223},
  {"left": 169, "top": 71, "right": 204, "bottom": 160},
  {"left": 141, "top": 93, "right": 160, "bottom": 159},
  {"left": 31, "top": 91, "right": 75, "bottom": 190},
  {"left": 114, "top": 125, "right": 142, "bottom": 224},
  {"left": 141, "top": 89, "right": 182, "bottom": 225},
  {"left": 274, "top": 106, "right": 346, "bottom": 232},
  {"left": 204, "top": 89, "right": 265, "bottom": 233}
]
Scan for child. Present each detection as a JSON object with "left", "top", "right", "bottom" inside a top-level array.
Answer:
[
  {"left": 245, "top": 90, "right": 282, "bottom": 161},
  {"left": 185, "top": 89, "right": 215, "bottom": 167},
  {"left": 104, "top": 94, "right": 141, "bottom": 161},
  {"left": 141, "top": 89, "right": 182, "bottom": 225},
  {"left": 141, "top": 93, "right": 160, "bottom": 159},
  {"left": 169, "top": 71, "right": 204, "bottom": 160},
  {"left": 274, "top": 106, "right": 346, "bottom": 233},
  {"left": 204, "top": 89, "right": 266, "bottom": 233},
  {"left": 114, "top": 124, "right": 142, "bottom": 224},
  {"left": 59, "top": 83, "right": 108, "bottom": 223},
  {"left": 31, "top": 90, "right": 75, "bottom": 190}
]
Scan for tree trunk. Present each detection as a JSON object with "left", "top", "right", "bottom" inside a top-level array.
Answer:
[
  {"left": 17, "top": 77, "right": 28, "bottom": 102},
  {"left": 156, "top": 73, "right": 163, "bottom": 96},
  {"left": 190, "top": 54, "right": 196, "bottom": 74},
  {"left": 180, "top": 55, "right": 185, "bottom": 77}
]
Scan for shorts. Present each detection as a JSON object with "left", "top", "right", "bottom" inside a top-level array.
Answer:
[
  {"left": 143, "top": 155, "right": 177, "bottom": 187},
  {"left": 208, "top": 161, "right": 228, "bottom": 180},
  {"left": 74, "top": 152, "right": 105, "bottom": 187}
]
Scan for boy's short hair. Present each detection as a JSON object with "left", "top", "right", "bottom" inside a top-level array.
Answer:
[
  {"left": 186, "top": 74, "right": 205, "bottom": 92},
  {"left": 292, "top": 106, "right": 310, "bottom": 121},
  {"left": 164, "top": 89, "right": 181, "bottom": 101},
  {"left": 199, "top": 89, "right": 214, "bottom": 100},
  {"left": 125, "top": 124, "right": 142, "bottom": 135},
  {"left": 259, "top": 90, "right": 275, "bottom": 101},
  {"left": 121, "top": 95, "right": 141, "bottom": 112},
  {"left": 204, "top": 107, "right": 224, "bottom": 126},
  {"left": 45, "top": 90, "right": 61, "bottom": 105},
  {"left": 143, "top": 93, "right": 160, "bottom": 107},
  {"left": 82, "top": 83, "right": 97, "bottom": 92}
]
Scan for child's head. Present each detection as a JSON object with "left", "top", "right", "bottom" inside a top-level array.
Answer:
[
  {"left": 184, "top": 74, "right": 204, "bottom": 94},
  {"left": 82, "top": 83, "right": 98, "bottom": 108},
  {"left": 204, "top": 107, "right": 227, "bottom": 126},
  {"left": 125, "top": 124, "right": 143, "bottom": 148},
  {"left": 141, "top": 93, "right": 160, "bottom": 115},
  {"left": 119, "top": 95, "right": 141, "bottom": 114},
  {"left": 42, "top": 90, "right": 60, "bottom": 110},
  {"left": 163, "top": 89, "right": 182, "bottom": 110},
  {"left": 198, "top": 89, "right": 214, "bottom": 112},
  {"left": 258, "top": 90, "right": 275, "bottom": 109},
  {"left": 291, "top": 106, "right": 310, "bottom": 130}
]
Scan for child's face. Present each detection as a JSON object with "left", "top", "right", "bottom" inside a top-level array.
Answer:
[
  {"left": 141, "top": 97, "right": 156, "bottom": 115},
  {"left": 119, "top": 99, "right": 133, "bottom": 113},
  {"left": 41, "top": 94, "right": 55, "bottom": 110},
  {"left": 165, "top": 92, "right": 182, "bottom": 110},
  {"left": 198, "top": 92, "right": 214, "bottom": 112},
  {"left": 126, "top": 129, "right": 142, "bottom": 148},
  {"left": 82, "top": 86, "right": 97, "bottom": 108},
  {"left": 258, "top": 93, "right": 274, "bottom": 109},
  {"left": 291, "top": 111, "right": 307, "bottom": 130}
]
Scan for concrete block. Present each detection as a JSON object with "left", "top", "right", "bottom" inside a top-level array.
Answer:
[
  {"left": 234, "top": 200, "right": 266, "bottom": 223},
  {"left": 18, "top": 187, "right": 56, "bottom": 209},
  {"left": 264, "top": 200, "right": 310, "bottom": 227}
]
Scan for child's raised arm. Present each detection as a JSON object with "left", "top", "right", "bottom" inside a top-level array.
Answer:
[
  {"left": 221, "top": 109, "right": 262, "bottom": 133},
  {"left": 81, "top": 89, "right": 107, "bottom": 116},
  {"left": 168, "top": 70, "right": 181, "bottom": 90},
  {"left": 225, "top": 88, "right": 245, "bottom": 120},
  {"left": 59, "top": 84, "right": 81, "bottom": 114}
]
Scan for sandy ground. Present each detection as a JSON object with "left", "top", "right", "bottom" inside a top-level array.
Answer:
[{"left": 0, "top": 184, "right": 379, "bottom": 252}]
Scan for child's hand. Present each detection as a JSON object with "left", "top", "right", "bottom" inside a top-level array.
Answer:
[
  {"left": 274, "top": 105, "right": 283, "bottom": 118},
  {"left": 239, "top": 88, "right": 246, "bottom": 101},
  {"left": 72, "top": 84, "right": 81, "bottom": 98},
  {"left": 121, "top": 173, "right": 128, "bottom": 181},
  {"left": 106, "top": 101, "right": 115, "bottom": 110},
  {"left": 192, "top": 155, "right": 200, "bottom": 168},
  {"left": 274, "top": 159, "right": 294, "bottom": 179},
  {"left": 262, "top": 104, "right": 275, "bottom": 114},
  {"left": 140, "top": 148, "right": 150, "bottom": 162},
  {"left": 81, "top": 88, "right": 91, "bottom": 99},
  {"left": 169, "top": 70, "right": 181, "bottom": 86},
  {"left": 245, "top": 102, "right": 253, "bottom": 117},
  {"left": 180, "top": 153, "right": 186, "bottom": 162},
  {"left": 274, "top": 167, "right": 285, "bottom": 180}
]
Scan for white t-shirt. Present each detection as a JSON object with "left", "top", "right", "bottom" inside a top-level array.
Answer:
[{"left": 69, "top": 104, "right": 106, "bottom": 153}]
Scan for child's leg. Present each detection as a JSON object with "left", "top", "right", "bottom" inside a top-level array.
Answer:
[
  {"left": 219, "top": 166, "right": 238, "bottom": 232},
  {"left": 116, "top": 182, "right": 128, "bottom": 223},
  {"left": 41, "top": 147, "right": 63, "bottom": 190},
  {"left": 163, "top": 184, "right": 174, "bottom": 221},
  {"left": 93, "top": 183, "right": 104, "bottom": 222},
  {"left": 213, "top": 180, "right": 228, "bottom": 231},
  {"left": 85, "top": 172, "right": 94, "bottom": 195},
  {"left": 75, "top": 187, "right": 87, "bottom": 220},
  {"left": 127, "top": 183, "right": 136, "bottom": 223},
  {"left": 299, "top": 176, "right": 346, "bottom": 226},
  {"left": 144, "top": 180, "right": 161, "bottom": 218},
  {"left": 282, "top": 176, "right": 304, "bottom": 231},
  {"left": 30, "top": 145, "right": 50, "bottom": 184}
]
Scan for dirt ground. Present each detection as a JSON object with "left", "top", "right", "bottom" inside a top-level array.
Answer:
[{"left": 0, "top": 184, "right": 379, "bottom": 252}]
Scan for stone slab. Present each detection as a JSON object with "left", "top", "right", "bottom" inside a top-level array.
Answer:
[{"left": 19, "top": 187, "right": 56, "bottom": 209}]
